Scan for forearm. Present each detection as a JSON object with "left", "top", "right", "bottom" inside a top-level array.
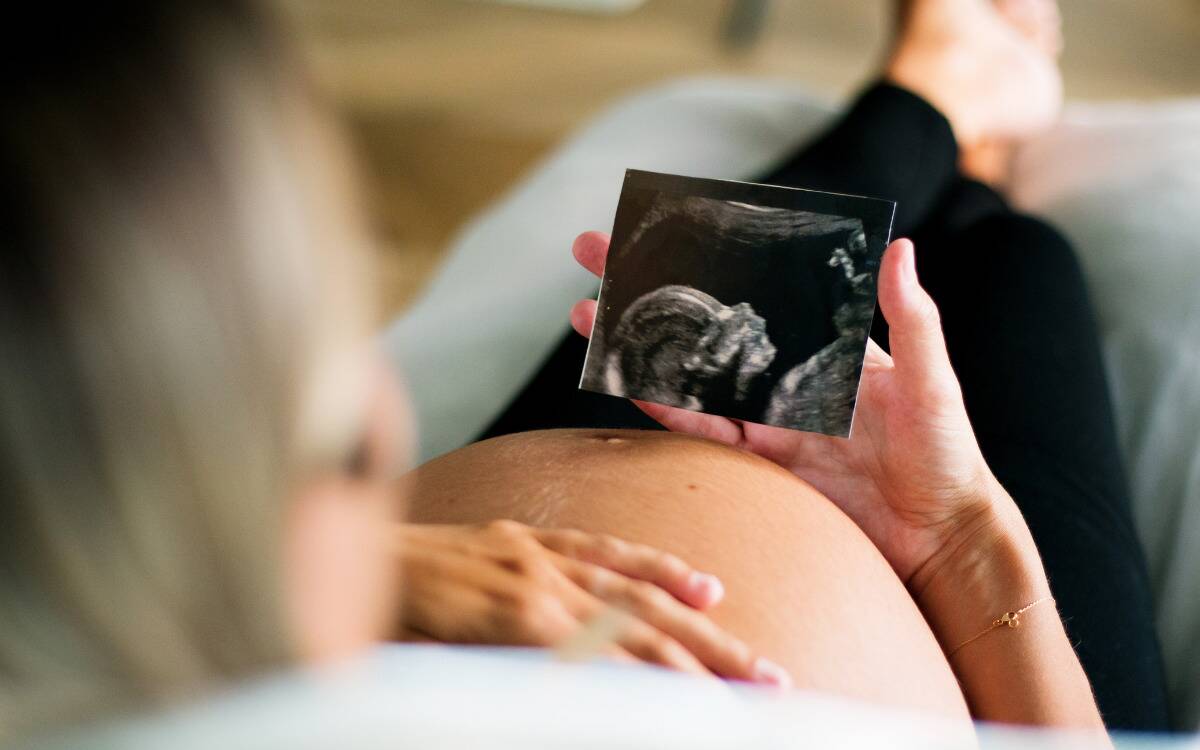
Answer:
[{"left": 911, "top": 484, "right": 1105, "bottom": 731}]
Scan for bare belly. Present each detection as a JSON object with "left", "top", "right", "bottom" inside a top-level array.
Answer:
[{"left": 407, "top": 428, "right": 968, "bottom": 718}]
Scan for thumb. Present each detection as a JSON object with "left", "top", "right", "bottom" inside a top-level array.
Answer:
[{"left": 876, "top": 239, "right": 956, "bottom": 389}]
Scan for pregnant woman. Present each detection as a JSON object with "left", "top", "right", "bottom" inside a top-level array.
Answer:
[
  {"left": 0, "top": 0, "right": 1166, "bottom": 743},
  {"left": 437, "top": 0, "right": 1169, "bottom": 733}
]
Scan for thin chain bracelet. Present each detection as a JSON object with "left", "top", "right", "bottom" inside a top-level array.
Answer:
[{"left": 948, "top": 597, "right": 1055, "bottom": 657}]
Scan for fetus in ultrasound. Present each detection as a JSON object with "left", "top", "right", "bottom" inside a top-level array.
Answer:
[
  {"left": 579, "top": 171, "right": 894, "bottom": 436},
  {"left": 603, "top": 285, "right": 776, "bottom": 411}
]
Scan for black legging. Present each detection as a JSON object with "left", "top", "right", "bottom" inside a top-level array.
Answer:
[{"left": 482, "top": 83, "right": 1170, "bottom": 730}]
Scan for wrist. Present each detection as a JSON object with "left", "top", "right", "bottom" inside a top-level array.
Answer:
[{"left": 909, "top": 481, "right": 1052, "bottom": 651}]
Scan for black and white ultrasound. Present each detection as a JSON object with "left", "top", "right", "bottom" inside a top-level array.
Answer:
[{"left": 579, "top": 170, "right": 895, "bottom": 438}]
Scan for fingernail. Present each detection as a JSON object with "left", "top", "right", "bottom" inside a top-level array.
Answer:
[
  {"left": 687, "top": 572, "right": 724, "bottom": 606},
  {"left": 753, "top": 657, "right": 793, "bottom": 689}
]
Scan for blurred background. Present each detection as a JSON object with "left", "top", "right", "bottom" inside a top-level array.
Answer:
[{"left": 281, "top": 0, "right": 1200, "bottom": 319}]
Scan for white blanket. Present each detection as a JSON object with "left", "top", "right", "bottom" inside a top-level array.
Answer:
[{"left": 37, "top": 645, "right": 1197, "bottom": 748}]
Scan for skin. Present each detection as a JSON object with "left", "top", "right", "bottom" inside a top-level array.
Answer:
[
  {"left": 406, "top": 429, "right": 972, "bottom": 719},
  {"left": 284, "top": 362, "right": 410, "bottom": 664}
]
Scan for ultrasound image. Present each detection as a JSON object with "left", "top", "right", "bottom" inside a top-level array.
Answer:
[
  {"left": 579, "top": 170, "right": 894, "bottom": 437},
  {"left": 604, "top": 285, "right": 776, "bottom": 411}
]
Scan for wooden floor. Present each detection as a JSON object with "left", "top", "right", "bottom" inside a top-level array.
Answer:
[{"left": 282, "top": 0, "right": 1200, "bottom": 317}]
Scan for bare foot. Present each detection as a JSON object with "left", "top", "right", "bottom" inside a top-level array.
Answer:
[
  {"left": 886, "top": 0, "right": 1062, "bottom": 148},
  {"left": 959, "top": 0, "right": 1063, "bottom": 184}
]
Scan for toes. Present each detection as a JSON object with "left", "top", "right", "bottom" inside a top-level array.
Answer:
[
  {"left": 1038, "top": 1, "right": 1064, "bottom": 56},
  {"left": 993, "top": 0, "right": 1062, "bottom": 57},
  {"left": 993, "top": 0, "right": 1038, "bottom": 39},
  {"left": 1025, "top": 0, "right": 1063, "bottom": 57}
]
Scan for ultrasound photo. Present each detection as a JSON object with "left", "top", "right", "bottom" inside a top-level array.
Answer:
[{"left": 579, "top": 170, "right": 895, "bottom": 437}]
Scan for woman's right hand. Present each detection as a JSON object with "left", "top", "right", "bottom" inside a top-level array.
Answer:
[
  {"left": 394, "top": 520, "right": 792, "bottom": 687},
  {"left": 571, "top": 233, "right": 1024, "bottom": 592}
]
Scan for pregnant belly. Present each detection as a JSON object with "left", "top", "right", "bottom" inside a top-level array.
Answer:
[{"left": 406, "top": 429, "right": 968, "bottom": 719}]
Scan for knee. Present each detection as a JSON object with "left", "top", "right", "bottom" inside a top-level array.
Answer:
[{"left": 963, "top": 213, "right": 1085, "bottom": 284}]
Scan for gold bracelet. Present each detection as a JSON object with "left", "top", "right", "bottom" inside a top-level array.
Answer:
[{"left": 947, "top": 597, "right": 1055, "bottom": 657}]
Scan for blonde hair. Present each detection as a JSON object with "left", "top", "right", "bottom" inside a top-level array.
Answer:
[{"left": 0, "top": 2, "right": 374, "bottom": 740}]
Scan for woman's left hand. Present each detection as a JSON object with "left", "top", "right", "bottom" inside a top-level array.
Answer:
[{"left": 394, "top": 520, "right": 791, "bottom": 686}]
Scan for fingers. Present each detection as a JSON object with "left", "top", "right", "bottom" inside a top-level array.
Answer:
[
  {"left": 863, "top": 338, "right": 894, "bottom": 369},
  {"left": 400, "top": 520, "right": 787, "bottom": 685},
  {"left": 533, "top": 528, "right": 724, "bottom": 609},
  {"left": 570, "top": 298, "right": 596, "bottom": 339},
  {"left": 572, "top": 231, "right": 610, "bottom": 277},
  {"left": 567, "top": 562, "right": 792, "bottom": 687},
  {"left": 549, "top": 572, "right": 711, "bottom": 678},
  {"left": 875, "top": 239, "right": 958, "bottom": 393},
  {"left": 532, "top": 526, "right": 789, "bottom": 685},
  {"left": 568, "top": 230, "right": 608, "bottom": 340},
  {"left": 608, "top": 613, "right": 711, "bottom": 677},
  {"left": 633, "top": 400, "right": 748, "bottom": 449}
]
